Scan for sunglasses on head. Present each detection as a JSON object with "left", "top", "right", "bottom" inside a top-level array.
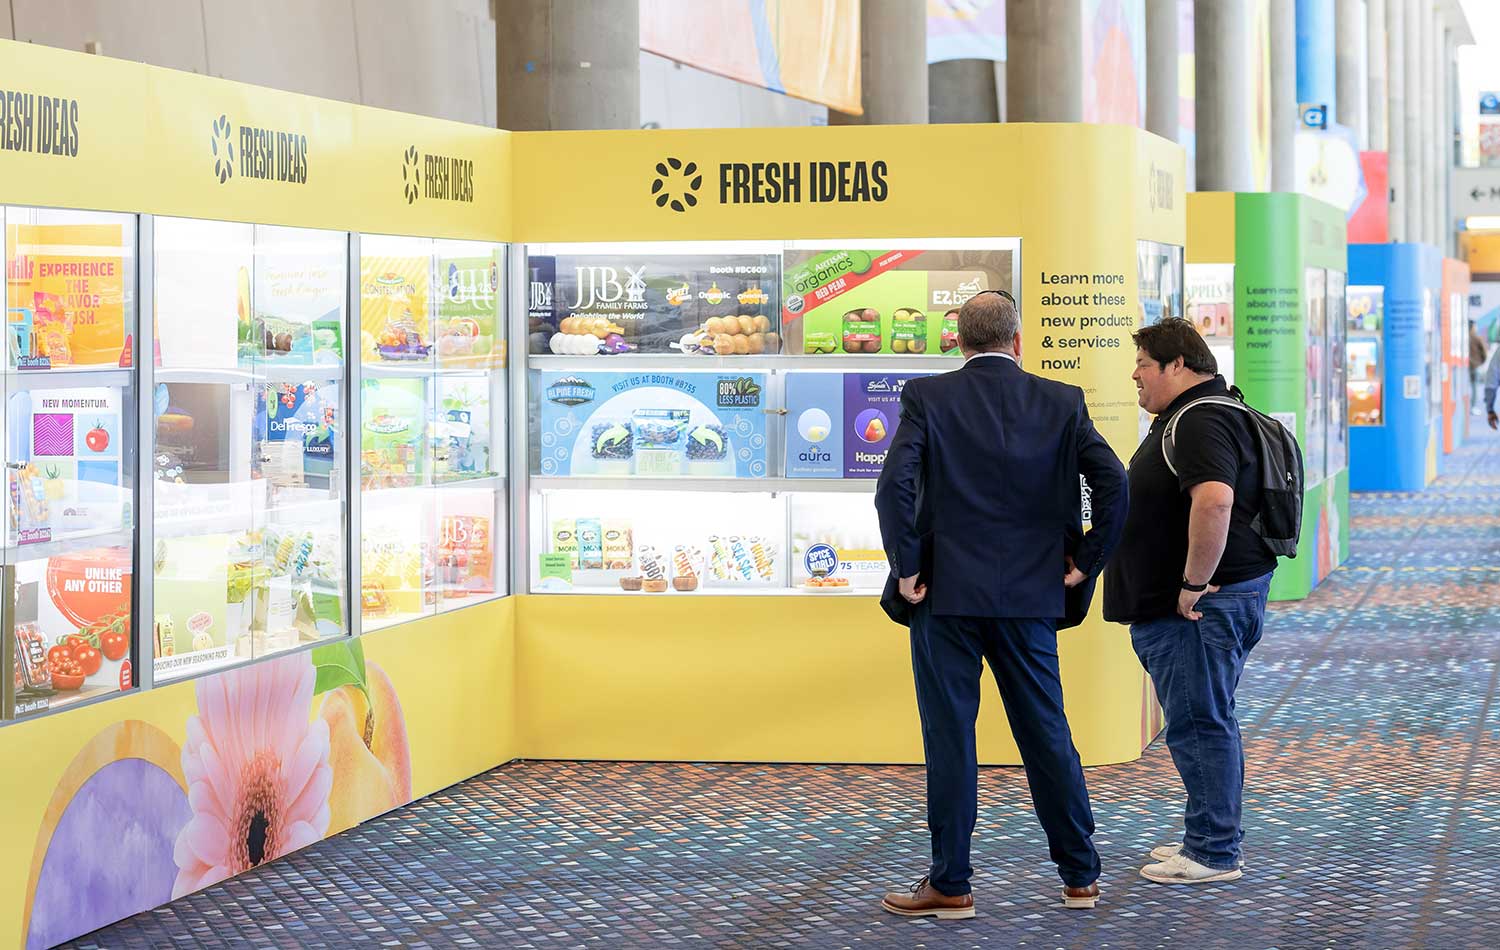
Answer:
[{"left": 973, "top": 289, "right": 1018, "bottom": 307}]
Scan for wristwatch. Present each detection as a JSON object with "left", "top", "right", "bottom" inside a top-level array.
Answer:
[{"left": 1181, "top": 577, "right": 1209, "bottom": 593}]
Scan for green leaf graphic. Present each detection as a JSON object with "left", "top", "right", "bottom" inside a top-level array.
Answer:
[{"left": 311, "top": 640, "right": 368, "bottom": 699}]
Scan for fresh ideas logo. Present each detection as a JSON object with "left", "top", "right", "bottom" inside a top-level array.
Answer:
[
  {"left": 211, "top": 115, "right": 235, "bottom": 184},
  {"left": 209, "top": 114, "right": 308, "bottom": 185},
  {"left": 0, "top": 88, "right": 80, "bottom": 158},
  {"left": 649, "top": 156, "right": 889, "bottom": 210},
  {"left": 402, "top": 146, "right": 421, "bottom": 203},
  {"left": 403, "top": 145, "right": 475, "bottom": 204},
  {"left": 651, "top": 157, "right": 702, "bottom": 213}
]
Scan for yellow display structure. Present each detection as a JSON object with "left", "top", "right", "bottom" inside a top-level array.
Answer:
[
  {"left": 511, "top": 123, "right": 1181, "bottom": 767},
  {"left": 0, "top": 36, "right": 1185, "bottom": 948}
]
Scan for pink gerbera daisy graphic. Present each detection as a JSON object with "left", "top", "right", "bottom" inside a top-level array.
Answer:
[{"left": 172, "top": 653, "right": 332, "bottom": 897}]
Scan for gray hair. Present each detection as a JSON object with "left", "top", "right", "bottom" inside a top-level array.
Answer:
[{"left": 957, "top": 293, "right": 1019, "bottom": 352}]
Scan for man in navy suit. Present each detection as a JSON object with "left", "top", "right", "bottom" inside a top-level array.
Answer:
[{"left": 874, "top": 291, "right": 1128, "bottom": 917}]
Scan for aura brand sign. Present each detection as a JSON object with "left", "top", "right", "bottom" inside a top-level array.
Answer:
[
  {"left": 403, "top": 144, "right": 476, "bottom": 204},
  {"left": 650, "top": 156, "right": 890, "bottom": 210},
  {"left": 0, "top": 88, "right": 80, "bottom": 158},
  {"left": 209, "top": 113, "right": 308, "bottom": 185}
]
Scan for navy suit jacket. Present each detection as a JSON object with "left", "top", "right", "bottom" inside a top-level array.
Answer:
[{"left": 873, "top": 355, "right": 1128, "bottom": 626}]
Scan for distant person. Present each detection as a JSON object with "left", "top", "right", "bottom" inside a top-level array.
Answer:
[
  {"left": 1485, "top": 336, "right": 1500, "bottom": 429},
  {"left": 1105, "top": 318, "right": 1277, "bottom": 885},
  {"left": 874, "top": 291, "right": 1128, "bottom": 916},
  {"left": 1470, "top": 321, "right": 1488, "bottom": 416}
]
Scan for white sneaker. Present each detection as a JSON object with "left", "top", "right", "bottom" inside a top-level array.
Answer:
[
  {"left": 1150, "top": 844, "right": 1247, "bottom": 868},
  {"left": 1140, "top": 852, "right": 1244, "bottom": 885}
]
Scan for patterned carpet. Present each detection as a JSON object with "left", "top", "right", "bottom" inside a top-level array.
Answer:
[{"left": 68, "top": 434, "right": 1500, "bottom": 949}]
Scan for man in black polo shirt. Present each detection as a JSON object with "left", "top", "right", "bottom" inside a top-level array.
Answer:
[{"left": 1105, "top": 318, "right": 1277, "bottom": 886}]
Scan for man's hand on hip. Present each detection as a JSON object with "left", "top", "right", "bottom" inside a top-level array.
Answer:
[
  {"left": 1177, "top": 584, "right": 1220, "bottom": 621},
  {"left": 1063, "top": 556, "right": 1086, "bottom": 589},
  {"left": 899, "top": 574, "right": 927, "bottom": 604}
]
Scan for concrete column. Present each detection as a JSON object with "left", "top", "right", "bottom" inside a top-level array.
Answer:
[
  {"left": 929, "top": 59, "right": 1000, "bottom": 124},
  {"left": 1336, "top": 0, "right": 1366, "bottom": 146},
  {"left": 832, "top": 0, "right": 928, "bottom": 125},
  {"left": 1006, "top": 0, "right": 1083, "bottom": 121},
  {"left": 1386, "top": 0, "right": 1405, "bottom": 240},
  {"left": 1403, "top": 0, "right": 1421, "bottom": 242},
  {"left": 495, "top": 0, "right": 640, "bottom": 131},
  {"left": 1196, "top": 0, "right": 1254, "bottom": 190},
  {"left": 1146, "top": 0, "right": 1179, "bottom": 141},
  {"left": 1421, "top": 1, "right": 1435, "bottom": 246},
  {"left": 1367, "top": 0, "right": 1388, "bottom": 150},
  {"left": 1271, "top": 0, "right": 1298, "bottom": 191}
]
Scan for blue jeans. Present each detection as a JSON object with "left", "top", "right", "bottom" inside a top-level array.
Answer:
[
  {"left": 1129, "top": 573, "right": 1271, "bottom": 871},
  {"left": 909, "top": 604, "right": 1100, "bottom": 894}
]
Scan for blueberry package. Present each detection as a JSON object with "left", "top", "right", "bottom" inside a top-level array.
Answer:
[
  {"left": 527, "top": 253, "right": 782, "bottom": 356},
  {"left": 576, "top": 517, "right": 604, "bottom": 571},
  {"left": 533, "top": 370, "right": 769, "bottom": 478}
]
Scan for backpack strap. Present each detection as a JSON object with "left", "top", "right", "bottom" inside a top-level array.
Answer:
[{"left": 1161, "top": 395, "right": 1248, "bottom": 476}]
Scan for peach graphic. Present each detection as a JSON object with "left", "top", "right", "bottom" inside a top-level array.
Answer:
[
  {"left": 172, "top": 654, "right": 332, "bottom": 897},
  {"left": 318, "top": 660, "right": 412, "bottom": 835}
]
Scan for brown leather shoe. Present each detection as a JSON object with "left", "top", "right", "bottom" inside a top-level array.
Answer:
[
  {"left": 881, "top": 876, "right": 976, "bottom": 919},
  {"left": 1062, "top": 882, "right": 1100, "bottom": 909}
]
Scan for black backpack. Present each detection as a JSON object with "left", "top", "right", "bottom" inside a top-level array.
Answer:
[{"left": 1160, "top": 386, "right": 1305, "bottom": 559}]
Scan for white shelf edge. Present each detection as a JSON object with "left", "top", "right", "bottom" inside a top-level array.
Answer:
[
  {"left": 524, "top": 354, "right": 963, "bottom": 373},
  {"left": 529, "top": 476, "right": 876, "bottom": 493}
]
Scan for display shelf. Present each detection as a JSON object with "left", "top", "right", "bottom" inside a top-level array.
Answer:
[
  {"left": 3, "top": 368, "right": 133, "bottom": 390},
  {"left": 362, "top": 473, "right": 505, "bottom": 500},
  {"left": 5, "top": 526, "right": 133, "bottom": 563},
  {"left": 526, "top": 353, "right": 963, "bottom": 373},
  {"left": 531, "top": 476, "right": 877, "bottom": 493},
  {"left": 14, "top": 682, "right": 125, "bottom": 719},
  {"left": 156, "top": 364, "right": 343, "bottom": 385},
  {"left": 362, "top": 361, "right": 440, "bottom": 379},
  {"left": 529, "top": 584, "right": 877, "bottom": 597},
  {"left": 361, "top": 609, "right": 431, "bottom": 633}
]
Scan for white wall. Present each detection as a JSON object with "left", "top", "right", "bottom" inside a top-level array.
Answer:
[
  {"left": 639, "top": 51, "right": 827, "bottom": 129},
  {"left": 4, "top": 4, "right": 825, "bottom": 131},
  {"left": 8, "top": 0, "right": 495, "bottom": 125}
]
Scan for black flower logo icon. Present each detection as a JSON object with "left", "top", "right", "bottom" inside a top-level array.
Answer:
[
  {"left": 211, "top": 115, "right": 234, "bottom": 184},
  {"left": 402, "top": 146, "right": 421, "bottom": 204},
  {"left": 651, "top": 157, "right": 701, "bottom": 213}
]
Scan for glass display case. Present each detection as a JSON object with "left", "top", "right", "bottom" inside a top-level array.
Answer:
[
  {"left": 1347, "top": 285, "right": 1383, "bottom": 426},
  {"left": 1185, "top": 263, "right": 1235, "bottom": 383},
  {"left": 524, "top": 238, "right": 1019, "bottom": 594},
  {"left": 357, "top": 235, "right": 508, "bottom": 630},
  {"left": 1137, "top": 240, "right": 1186, "bottom": 441},
  {"left": 152, "top": 219, "right": 349, "bottom": 680},
  {"left": 1326, "top": 270, "right": 1348, "bottom": 472},
  {"left": 4, "top": 206, "right": 139, "bottom": 718},
  {"left": 1304, "top": 268, "right": 1328, "bottom": 485}
]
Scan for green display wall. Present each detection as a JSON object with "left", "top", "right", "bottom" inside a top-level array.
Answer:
[{"left": 1227, "top": 194, "right": 1351, "bottom": 601}]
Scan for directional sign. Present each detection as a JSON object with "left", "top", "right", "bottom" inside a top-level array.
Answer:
[{"left": 1452, "top": 167, "right": 1500, "bottom": 219}]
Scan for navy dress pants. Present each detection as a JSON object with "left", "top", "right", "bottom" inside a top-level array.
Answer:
[{"left": 909, "top": 603, "right": 1101, "bottom": 895}]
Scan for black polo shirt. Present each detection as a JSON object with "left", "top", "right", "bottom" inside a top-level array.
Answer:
[{"left": 1103, "top": 376, "right": 1278, "bottom": 623}]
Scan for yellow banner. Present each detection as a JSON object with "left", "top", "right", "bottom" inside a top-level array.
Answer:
[{"left": 0, "top": 39, "right": 510, "bottom": 242}]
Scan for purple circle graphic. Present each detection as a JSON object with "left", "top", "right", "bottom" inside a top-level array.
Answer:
[
  {"left": 853, "top": 409, "right": 890, "bottom": 444},
  {"left": 28, "top": 758, "right": 190, "bottom": 948}
]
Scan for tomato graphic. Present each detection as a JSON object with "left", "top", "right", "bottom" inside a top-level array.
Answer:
[
  {"left": 100, "top": 628, "right": 128, "bottom": 661},
  {"left": 73, "top": 644, "right": 102, "bottom": 677},
  {"left": 85, "top": 422, "right": 109, "bottom": 453}
]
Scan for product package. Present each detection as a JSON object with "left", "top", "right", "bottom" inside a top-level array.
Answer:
[
  {"left": 601, "top": 519, "right": 634, "bottom": 570},
  {"left": 782, "top": 248, "right": 1008, "bottom": 357},
  {"left": 361, "top": 256, "right": 432, "bottom": 363},
  {"left": 551, "top": 518, "right": 579, "bottom": 569},
  {"left": 361, "top": 378, "right": 427, "bottom": 489},
  {"left": 576, "top": 517, "right": 604, "bottom": 570}
]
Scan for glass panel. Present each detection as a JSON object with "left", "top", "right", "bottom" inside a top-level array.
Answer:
[
  {"left": 1347, "top": 285, "right": 1383, "bottom": 426},
  {"left": 1326, "top": 270, "right": 1348, "bottom": 472},
  {"left": 1186, "top": 263, "right": 1235, "bottom": 384},
  {"left": 533, "top": 489, "right": 784, "bottom": 593},
  {"left": 153, "top": 219, "right": 348, "bottom": 681},
  {"left": 5, "top": 206, "right": 137, "bottom": 718},
  {"left": 359, "top": 236, "right": 507, "bottom": 624},
  {"left": 788, "top": 492, "right": 886, "bottom": 590},
  {"left": 1304, "top": 268, "right": 1327, "bottom": 484}
]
